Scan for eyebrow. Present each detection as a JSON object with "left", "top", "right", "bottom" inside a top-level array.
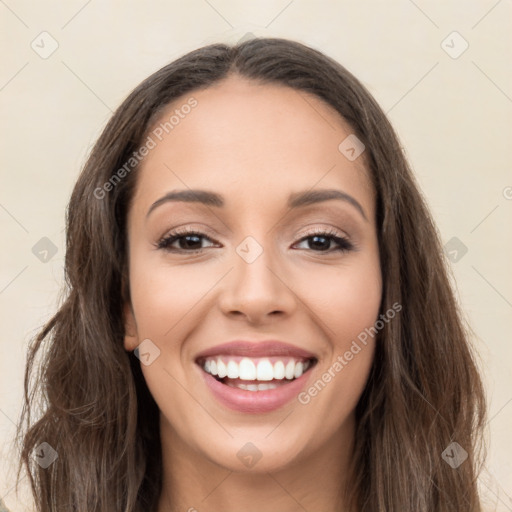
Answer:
[{"left": 146, "top": 188, "right": 368, "bottom": 221}]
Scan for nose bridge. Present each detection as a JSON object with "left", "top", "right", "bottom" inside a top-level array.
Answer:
[{"left": 218, "top": 232, "right": 296, "bottom": 321}]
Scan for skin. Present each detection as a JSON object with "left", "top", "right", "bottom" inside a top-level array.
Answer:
[{"left": 123, "top": 74, "right": 382, "bottom": 512}]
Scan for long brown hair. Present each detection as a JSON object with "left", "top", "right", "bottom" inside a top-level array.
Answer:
[{"left": 16, "top": 37, "right": 487, "bottom": 511}]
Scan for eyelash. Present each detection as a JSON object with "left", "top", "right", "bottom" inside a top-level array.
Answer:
[{"left": 156, "top": 227, "right": 355, "bottom": 254}]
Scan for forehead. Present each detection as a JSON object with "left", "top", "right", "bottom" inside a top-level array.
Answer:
[{"left": 131, "top": 75, "right": 374, "bottom": 219}]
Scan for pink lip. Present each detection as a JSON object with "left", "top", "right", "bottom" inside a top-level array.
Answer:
[
  {"left": 199, "top": 367, "right": 314, "bottom": 413},
  {"left": 195, "top": 340, "right": 316, "bottom": 360},
  {"left": 194, "top": 340, "right": 317, "bottom": 413}
]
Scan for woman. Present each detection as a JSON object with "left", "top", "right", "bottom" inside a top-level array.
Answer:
[{"left": 16, "top": 37, "right": 487, "bottom": 511}]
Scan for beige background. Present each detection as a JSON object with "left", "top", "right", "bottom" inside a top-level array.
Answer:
[{"left": 1, "top": 1, "right": 511, "bottom": 510}]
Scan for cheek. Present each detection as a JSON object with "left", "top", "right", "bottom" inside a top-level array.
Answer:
[
  {"left": 302, "top": 253, "right": 382, "bottom": 344},
  {"left": 128, "top": 258, "right": 209, "bottom": 337},
  {"left": 295, "top": 252, "right": 381, "bottom": 412},
  {"left": 129, "top": 244, "right": 382, "bottom": 354},
  {"left": 129, "top": 262, "right": 204, "bottom": 415}
]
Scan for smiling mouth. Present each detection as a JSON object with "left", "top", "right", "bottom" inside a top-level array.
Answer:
[{"left": 197, "top": 355, "right": 318, "bottom": 391}]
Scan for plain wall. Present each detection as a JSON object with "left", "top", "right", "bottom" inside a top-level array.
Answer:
[{"left": 1, "top": 1, "right": 511, "bottom": 509}]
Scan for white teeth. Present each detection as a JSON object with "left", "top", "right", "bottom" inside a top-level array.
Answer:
[
  {"left": 226, "top": 360, "right": 239, "bottom": 379},
  {"left": 293, "top": 361, "right": 304, "bottom": 379},
  {"left": 285, "top": 360, "right": 295, "bottom": 380},
  {"left": 217, "top": 360, "right": 227, "bottom": 378},
  {"left": 202, "top": 356, "right": 313, "bottom": 381},
  {"left": 226, "top": 382, "right": 279, "bottom": 391},
  {"left": 273, "top": 361, "right": 285, "bottom": 380},
  {"left": 239, "top": 358, "right": 256, "bottom": 380},
  {"left": 256, "top": 359, "right": 274, "bottom": 381},
  {"left": 257, "top": 383, "right": 275, "bottom": 391}
]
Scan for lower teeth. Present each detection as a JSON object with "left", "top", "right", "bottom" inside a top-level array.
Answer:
[{"left": 225, "top": 381, "right": 283, "bottom": 391}]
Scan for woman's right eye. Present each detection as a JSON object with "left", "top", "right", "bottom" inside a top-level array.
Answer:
[{"left": 157, "top": 230, "right": 217, "bottom": 253}]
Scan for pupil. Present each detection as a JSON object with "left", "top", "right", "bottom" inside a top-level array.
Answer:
[
  {"left": 310, "top": 235, "right": 329, "bottom": 251},
  {"left": 182, "top": 235, "right": 201, "bottom": 249}
]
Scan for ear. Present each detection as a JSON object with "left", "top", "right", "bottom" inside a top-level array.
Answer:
[
  {"left": 121, "top": 274, "right": 139, "bottom": 351},
  {"left": 123, "top": 301, "right": 139, "bottom": 351}
]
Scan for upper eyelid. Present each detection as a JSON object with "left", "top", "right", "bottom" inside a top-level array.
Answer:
[{"left": 160, "top": 226, "right": 348, "bottom": 242}]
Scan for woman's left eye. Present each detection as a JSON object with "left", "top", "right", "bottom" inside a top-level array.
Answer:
[
  {"left": 156, "top": 229, "right": 354, "bottom": 254},
  {"left": 293, "top": 231, "right": 354, "bottom": 253}
]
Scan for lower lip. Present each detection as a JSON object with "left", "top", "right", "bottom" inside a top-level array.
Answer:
[{"left": 199, "top": 366, "right": 313, "bottom": 413}]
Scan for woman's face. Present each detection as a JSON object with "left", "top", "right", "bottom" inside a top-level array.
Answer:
[{"left": 124, "top": 75, "right": 382, "bottom": 473}]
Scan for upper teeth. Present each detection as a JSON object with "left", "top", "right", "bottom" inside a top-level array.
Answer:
[{"left": 202, "top": 357, "right": 311, "bottom": 381}]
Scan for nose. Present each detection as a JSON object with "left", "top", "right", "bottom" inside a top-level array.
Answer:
[{"left": 217, "top": 243, "right": 297, "bottom": 325}]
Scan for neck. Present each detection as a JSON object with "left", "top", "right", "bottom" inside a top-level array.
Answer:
[{"left": 157, "top": 414, "right": 356, "bottom": 512}]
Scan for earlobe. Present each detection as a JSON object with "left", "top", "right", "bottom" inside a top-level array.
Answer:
[{"left": 123, "top": 302, "right": 139, "bottom": 351}]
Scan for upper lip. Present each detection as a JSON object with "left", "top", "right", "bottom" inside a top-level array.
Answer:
[{"left": 195, "top": 340, "right": 317, "bottom": 361}]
